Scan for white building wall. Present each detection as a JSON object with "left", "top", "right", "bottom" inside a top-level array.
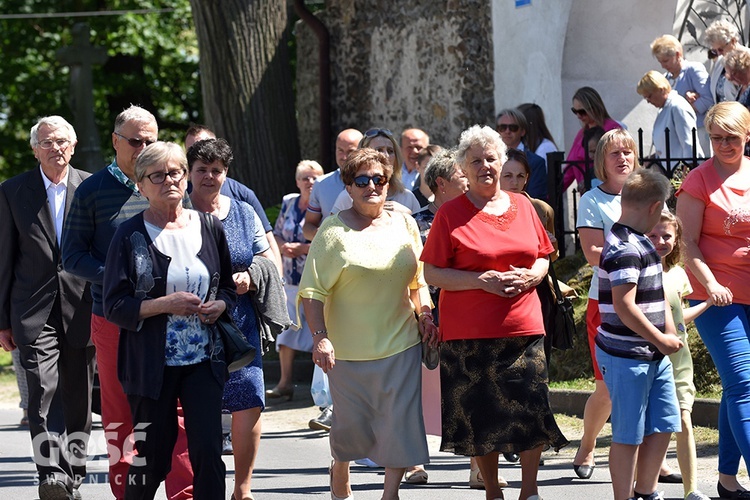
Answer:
[
  {"left": 492, "top": 0, "right": 680, "bottom": 157},
  {"left": 491, "top": 0, "right": 573, "bottom": 150}
]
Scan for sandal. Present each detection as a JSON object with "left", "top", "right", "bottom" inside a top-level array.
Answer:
[{"left": 403, "top": 467, "right": 428, "bottom": 484}]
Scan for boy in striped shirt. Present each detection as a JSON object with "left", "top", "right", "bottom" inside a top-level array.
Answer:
[{"left": 595, "top": 169, "right": 683, "bottom": 500}]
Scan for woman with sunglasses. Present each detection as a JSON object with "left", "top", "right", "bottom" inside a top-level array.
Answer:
[
  {"left": 563, "top": 87, "right": 621, "bottom": 191},
  {"left": 299, "top": 148, "right": 436, "bottom": 500},
  {"left": 103, "top": 142, "right": 236, "bottom": 499},
  {"left": 421, "top": 125, "right": 567, "bottom": 500},
  {"left": 331, "top": 128, "right": 421, "bottom": 214}
]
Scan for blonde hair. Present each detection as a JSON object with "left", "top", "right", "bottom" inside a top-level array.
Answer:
[
  {"left": 295, "top": 160, "right": 323, "bottom": 179},
  {"left": 658, "top": 210, "right": 683, "bottom": 271},
  {"left": 725, "top": 47, "right": 750, "bottom": 74},
  {"left": 705, "top": 101, "right": 750, "bottom": 137},
  {"left": 572, "top": 87, "right": 612, "bottom": 128},
  {"left": 637, "top": 70, "right": 672, "bottom": 97},
  {"left": 593, "top": 129, "right": 639, "bottom": 182},
  {"left": 650, "top": 34, "right": 682, "bottom": 59}
]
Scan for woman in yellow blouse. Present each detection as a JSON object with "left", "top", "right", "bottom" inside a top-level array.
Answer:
[{"left": 298, "top": 148, "right": 437, "bottom": 500}]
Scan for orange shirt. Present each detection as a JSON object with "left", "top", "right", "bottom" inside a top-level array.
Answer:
[
  {"left": 676, "top": 158, "right": 750, "bottom": 305},
  {"left": 420, "top": 192, "right": 554, "bottom": 341}
]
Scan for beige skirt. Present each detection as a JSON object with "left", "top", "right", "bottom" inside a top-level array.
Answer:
[{"left": 328, "top": 343, "right": 429, "bottom": 467}]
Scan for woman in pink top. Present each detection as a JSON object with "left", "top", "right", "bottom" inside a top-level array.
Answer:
[
  {"left": 564, "top": 87, "right": 621, "bottom": 191},
  {"left": 676, "top": 101, "right": 750, "bottom": 498}
]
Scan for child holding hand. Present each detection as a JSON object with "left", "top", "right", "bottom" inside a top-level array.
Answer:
[{"left": 647, "top": 210, "right": 712, "bottom": 500}]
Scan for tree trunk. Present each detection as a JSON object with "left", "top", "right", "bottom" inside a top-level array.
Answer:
[{"left": 189, "top": 0, "right": 299, "bottom": 208}]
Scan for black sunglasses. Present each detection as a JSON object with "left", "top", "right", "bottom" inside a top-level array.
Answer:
[
  {"left": 353, "top": 174, "right": 388, "bottom": 188},
  {"left": 571, "top": 107, "right": 588, "bottom": 117},
  {"left": 496, "top": 124, "right": 520, "bottom": 133},
  {"left": 115, "top": 132, "right": 155, "bottom": 149},
  {"left": 363, "top": 128, "right": 394, "bottom": 139}
]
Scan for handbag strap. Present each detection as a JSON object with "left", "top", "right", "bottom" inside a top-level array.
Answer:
[{"left": 547, "top": 260, "right": 565, "bottom": 305}]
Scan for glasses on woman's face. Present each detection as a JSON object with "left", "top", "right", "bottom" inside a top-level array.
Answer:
[
  {"left": 363, "top": 128, "right": 394, "bottom": 139},
  {"left": 571, "top": 107, "right": 588, "bottom": 117},
  {"left": 709, "top": 134, "right": 743, "bottom": 146},
  {"left": 353, "top": 174, "right": 388, "bottom": 188},
  {"left": 145, "top": 169, "right": 186, "bottom": 184}
]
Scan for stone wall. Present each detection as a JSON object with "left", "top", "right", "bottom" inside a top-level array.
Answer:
[{"left": 295, "top": 0, "right": 495, "bottom": 163}]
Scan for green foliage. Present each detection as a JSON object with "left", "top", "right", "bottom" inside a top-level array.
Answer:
[
  {"left": 548, "top": 252, "right": 722, "bottom": 396},
  {"left": 0, "top": 0, "right": 200, "bottom": 180}
]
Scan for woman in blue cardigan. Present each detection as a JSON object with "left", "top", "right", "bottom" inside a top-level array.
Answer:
[{"left": 103, "top": 142, "right": 236, "bottom": 500}]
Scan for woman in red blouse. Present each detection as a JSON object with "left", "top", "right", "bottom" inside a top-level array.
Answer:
[{"left": 421, "top": 125, "right": 567, "bottom": 500}]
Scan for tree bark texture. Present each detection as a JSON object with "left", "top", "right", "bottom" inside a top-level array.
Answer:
[{"left": 189, "top": 0, "right": 300, "bottom": 207}]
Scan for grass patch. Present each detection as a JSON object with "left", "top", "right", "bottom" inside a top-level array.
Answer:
[
  {"left": 0, "top": 349, "right": 11, "bottom": 368},
  {"left": 550, "top": 377, "right": 721, "bottom": 400}
]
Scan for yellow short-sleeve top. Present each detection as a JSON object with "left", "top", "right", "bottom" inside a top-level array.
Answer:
[{"left": 297, "top": 211, "right": 424, "bottom": 361}]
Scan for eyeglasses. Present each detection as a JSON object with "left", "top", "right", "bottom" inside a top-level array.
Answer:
[
  {"left": 144, "top": 169, "right": 186, "bottom": 184},
  {"left": 496, "top": 124, "right": 520, "bottom": 133},
  {"left": 363, "top": 128, "right": 393, "bottom": 139},
  {"left": 38, "top": 139, "right": 71, "bottom": 150},
  {"left": 353, "top": 174, "right": 388, "bottom": 188},
  {"left": 571, "top": 107, "right": 588, "bottom": 117},
  {"left": 709, "top": 134, "right": 743, "bottom": 146},
  {"left": 115, "top": 132, "right": 155, "bottom": 149}
]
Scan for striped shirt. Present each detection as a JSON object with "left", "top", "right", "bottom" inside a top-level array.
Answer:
[{"left": 595, "top": 223, "right": 666, "bottom": 361}]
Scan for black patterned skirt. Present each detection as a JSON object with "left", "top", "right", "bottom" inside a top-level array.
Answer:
[{"left": 440, "top": 335, "right": 568, "bottom": 456}]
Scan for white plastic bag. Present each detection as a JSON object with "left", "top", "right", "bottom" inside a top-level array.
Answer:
[{"left": 310, "top": 363, "right": 333, "bottom": 407}]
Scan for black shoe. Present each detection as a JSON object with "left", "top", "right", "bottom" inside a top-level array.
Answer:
[
  {"left": 39, "top": 478, "right": 73, "bottom": 500},
  {"left": 573, "top": 464, "right": 595, "bottom": 479},
  {"left": 718, "top": 480, "right": 750, "bottom": 499},
  {"left": 502, "top": 452, "right": 519, "bottom": 463},
  {"left": 658, "top": 472, "right": 682, "bottom": 483}
]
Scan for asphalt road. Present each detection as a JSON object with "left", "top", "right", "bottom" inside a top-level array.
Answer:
[{"left": 0, "top": 387, "right": 730, "bottom": 499}]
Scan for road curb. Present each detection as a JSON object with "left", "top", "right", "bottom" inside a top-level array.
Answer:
[
  {"left": 263, "top": 360, "right": 721, "bottom": 428},
  {"left": 549, "top": 389, "right": 719, "bottom": 428}
]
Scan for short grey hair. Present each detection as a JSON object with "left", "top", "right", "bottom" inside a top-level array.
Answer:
[
  {"left": 114, "top": 105, "right": 157, "bottom": 133},
  {"left": 456, "top": 125, "right": 506, "bottom": 168},
  {"left": 134, "top": 141, "right": 187, "bottom": 182},
  {"left": 423, "top": 148, "right": 458, "bottom": 193},
  {"left": 705, "top": 19, "right": 740, "bottom": 46},
  {"left": 29, "top": 116, "right": 77, "bottom": 148}
]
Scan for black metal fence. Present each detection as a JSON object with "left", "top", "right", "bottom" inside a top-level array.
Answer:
[{"left": 546, "top": 127, "right": 707, "bottom": 258}]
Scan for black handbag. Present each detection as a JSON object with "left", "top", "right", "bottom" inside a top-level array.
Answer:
[
  {"left": 213, "top": 312, "right": 256, "bottom": 372},
  {"left": 540, "top": 264, "right": 576, "bottom": 351}
]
